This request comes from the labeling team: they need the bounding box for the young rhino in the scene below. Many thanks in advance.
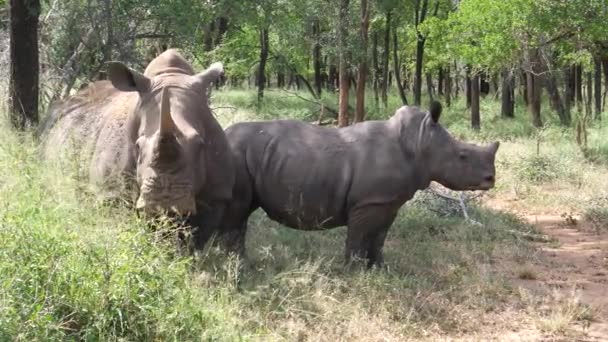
[220,102,499,267]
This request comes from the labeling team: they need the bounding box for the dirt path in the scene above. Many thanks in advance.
[511,214,608,341]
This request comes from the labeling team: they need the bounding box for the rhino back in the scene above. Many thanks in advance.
[227,120,407,229]
[41,82,137,196]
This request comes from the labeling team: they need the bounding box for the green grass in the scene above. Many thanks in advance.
[4,88,608,339]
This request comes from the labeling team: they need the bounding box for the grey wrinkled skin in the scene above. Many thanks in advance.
[219,102,499,267]
[40,49,235,249]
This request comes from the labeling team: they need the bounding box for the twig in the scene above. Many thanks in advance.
[459,192,482,226]
[212,106,237,111]
[41,0,60,27]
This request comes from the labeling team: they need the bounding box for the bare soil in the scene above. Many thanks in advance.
[483,199,608,341]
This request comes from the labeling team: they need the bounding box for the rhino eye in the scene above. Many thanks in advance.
[459,152,467,160]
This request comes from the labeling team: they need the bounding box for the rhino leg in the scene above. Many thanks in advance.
[345,205,397,268]
[190,200,229,251]
[213,161,256,257]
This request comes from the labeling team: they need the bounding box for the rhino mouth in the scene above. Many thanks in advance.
[469,179,495,191]
[135,195,197,216]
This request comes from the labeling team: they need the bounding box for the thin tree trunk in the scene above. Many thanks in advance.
[465,66,472,109]
[594,56,602,119]
[372,31,380,108]
[471,73,480,130]
[575,64,583,112]
[454,61,459,98]
[527,49,543,127]
[414,38,425,106]
[354,0,370,123]
[257,28,269,102]
[338,0,351,127]
[413,0,430,106]
[602,57,608,112]
[9,0,40,129]
[521,70,529,107]
[545,70,569,125]
[393,30,408,105]
[438,68,444,95]
[101,0,113,69]
[381,11,391,108]
[479,71,490,96]
[328,63,337,92]
[277,70,285,88]
[586,72,592,117]
[313,20,322,97]
[564,66,574,114]
[500,69,514,118]
[444,67,451,107]
[426,72,434,102]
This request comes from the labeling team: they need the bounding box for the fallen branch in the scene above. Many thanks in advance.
[280,88,340,120]
[505,229,551,243]
[426,185,484,226]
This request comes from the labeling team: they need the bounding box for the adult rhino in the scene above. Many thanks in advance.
[219,102,499,267]
[40,49,234,249]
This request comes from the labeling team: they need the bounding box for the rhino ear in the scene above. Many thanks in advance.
[429,101,442,123]
[107,62,151,93]
[192,62,224,90]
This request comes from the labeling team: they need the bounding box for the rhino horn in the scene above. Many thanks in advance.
[159,87,176,136]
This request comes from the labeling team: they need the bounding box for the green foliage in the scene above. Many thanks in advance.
[515,155,560,183]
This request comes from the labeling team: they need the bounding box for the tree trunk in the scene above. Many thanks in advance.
[313,20,322,97]
[521,70,529,107]
[575,64,583,112]
[101,0,113,67]
[454,62,459,98]
[527,50,543,127]
[479,72,490,96]
[338,0,350,127]
[471,73,480,130]
[594,56,602,119]
[465,66,472,109]
[426,72,434,102]
[215,17,229,46]
[9,0,40,130]
[413,0,430,106]
[372,31,380,108]
[564,66,574,114]
[444,67,451,107]
[328,63,337,92]
[438,68,444,95]
[392,30,408,105]
[414,38,425,106]
[354,0,369,123]
[381,11,391,108]
[257,28,269,102]
[586,72,592,117]
[500,69,514,118]
[602,57,608,112]
[277,70,285,88]
[545,70,569,125]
